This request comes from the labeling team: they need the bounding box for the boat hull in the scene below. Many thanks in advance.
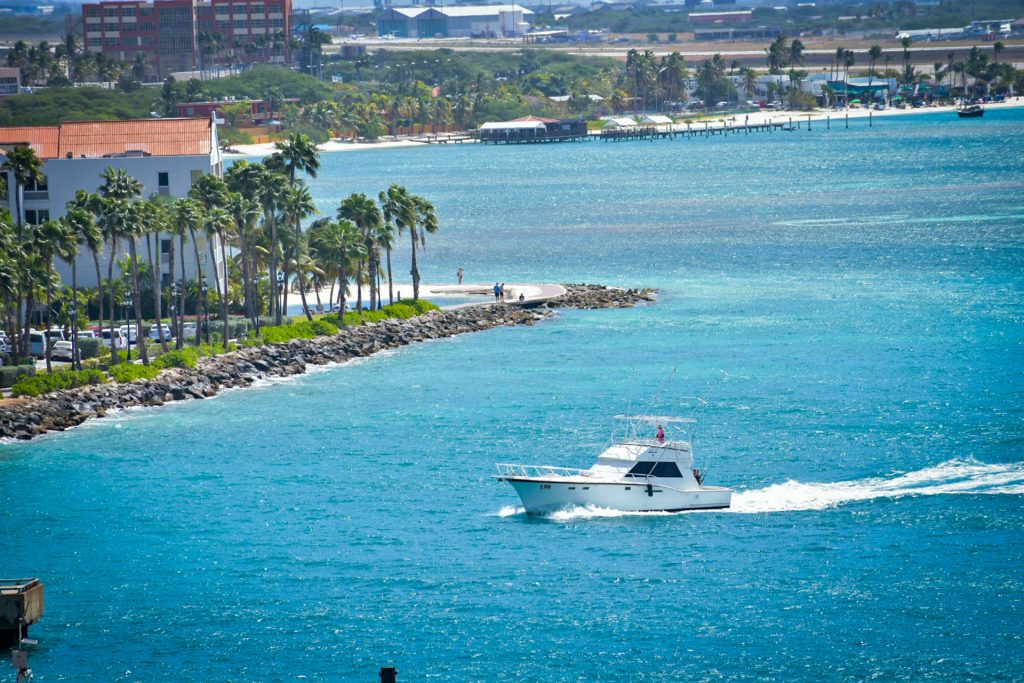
[504,478,732,514]
[957,107,984,118]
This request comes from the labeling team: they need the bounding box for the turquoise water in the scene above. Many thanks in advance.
[3,109,1024,681]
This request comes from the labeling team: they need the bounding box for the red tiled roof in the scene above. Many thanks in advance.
[0,118,212,160]
[0,126,60,159]
[57,118,213,159]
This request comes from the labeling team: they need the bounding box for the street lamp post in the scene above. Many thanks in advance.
[170,282,181,349]
[68,303,78,370]
[200,275,210,345]
[252,276,261,334]
[276,270,285,324]
[123,293,133,360]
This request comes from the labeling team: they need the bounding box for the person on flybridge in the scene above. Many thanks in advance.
[656,424,665,443]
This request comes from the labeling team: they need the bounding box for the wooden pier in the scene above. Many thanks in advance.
[599,128,676,142]
[0,579,44,647]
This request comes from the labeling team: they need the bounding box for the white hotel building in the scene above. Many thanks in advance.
[0,117,225,288]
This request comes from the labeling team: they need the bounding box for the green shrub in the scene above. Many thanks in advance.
[109,363,161,383]
[152,348,199,370]
[260,319,339,344]
[11,369,107,397]
[397,299,440,314]
[0,364,36,389]
[78,337,101,360]
[380,303,418,320]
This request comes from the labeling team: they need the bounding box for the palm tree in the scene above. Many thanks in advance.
[0,145,44,236]
[308,218,364,323]
[99,167,146,362]
[868,45,883,102]
[378,184,413,305]
[37,219,70,373]
[278,182,317,320]
[204,207,233,348]
[338,193,383,312]
[66,190,104,357]
[226,192,260,332]
[123,201,149,364]
[843,49,856,105]
[900,36,913,84]
[170,199,201,347]
[408,194,438,302]
[61,204,98,369]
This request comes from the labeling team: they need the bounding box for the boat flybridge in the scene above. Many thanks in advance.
[496,415,732,514]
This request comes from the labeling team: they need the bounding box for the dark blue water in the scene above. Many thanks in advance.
[3,109,1023,681]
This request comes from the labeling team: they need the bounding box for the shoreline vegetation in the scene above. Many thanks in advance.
[0,285,655,441]
[224,99,1024,158]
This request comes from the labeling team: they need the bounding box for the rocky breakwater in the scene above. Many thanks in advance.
[0,284,655,440]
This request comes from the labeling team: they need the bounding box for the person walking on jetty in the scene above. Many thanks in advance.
[458,267,464,285]
[494,282,500,302]
[499,282,506,301]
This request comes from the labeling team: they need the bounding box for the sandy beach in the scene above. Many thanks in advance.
[224,98,1024,159]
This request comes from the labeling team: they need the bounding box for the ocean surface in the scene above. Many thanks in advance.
[3,109,1023,682]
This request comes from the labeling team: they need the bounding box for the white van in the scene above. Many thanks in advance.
[28,330,48,358]
[100,328,127,349]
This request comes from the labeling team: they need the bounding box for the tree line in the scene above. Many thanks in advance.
[0,133,439,373]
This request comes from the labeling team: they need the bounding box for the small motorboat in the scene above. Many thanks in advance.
[956,104,985,118]
[496,415,732,514]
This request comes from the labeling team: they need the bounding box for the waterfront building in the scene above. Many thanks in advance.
[0,117,224,288]
[376,4,534,38]
[0,67,22,98]
[81,0,292,78]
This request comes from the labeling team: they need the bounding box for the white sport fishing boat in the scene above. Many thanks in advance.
[496,415,732,514]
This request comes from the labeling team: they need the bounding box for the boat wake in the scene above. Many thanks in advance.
[729,458,1024,513]
[493,459,1024,519]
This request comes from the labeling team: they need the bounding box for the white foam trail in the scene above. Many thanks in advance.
[729,458,1024,513]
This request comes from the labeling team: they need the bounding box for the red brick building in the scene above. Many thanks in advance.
[82,0,292,78]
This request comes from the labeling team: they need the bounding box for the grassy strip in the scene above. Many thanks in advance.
[12,369,108,398]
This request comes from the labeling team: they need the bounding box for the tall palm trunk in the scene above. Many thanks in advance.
[269,212,281,326]
[356,259,364,312]
[44,257,53,374]
[147,233,168,354]
[337,262,348,326]
[128,236,148,364]
[92,249,104,358]
[298,273,313,321]
[386,248,394,305]
[189,227,203,348]
[219,229,230,350]
[168,236,178,350]
[410,228,421,301]
[107,237,119,364]
[178,234,187,349]
[207,235,223,346]
[368,249,378,311]
[71,258,80,371]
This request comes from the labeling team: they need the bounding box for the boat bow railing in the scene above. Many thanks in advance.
[496,463,589,479]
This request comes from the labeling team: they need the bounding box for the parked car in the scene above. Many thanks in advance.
[77,330,97,340]
[44,328,66,343]
[148,324,173,341]
[119,325,140,344]
[181,322,198,339]
[100,328,127,349]
[50,340,79,362]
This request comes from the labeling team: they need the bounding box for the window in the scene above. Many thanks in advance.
[86,8,99,17]
[252,18,264,27]
[105,7,118,16]
[233,18,247,28]
[24,176,48,201]
[626,461,683,478]
[88,37,102,47]
[191,170,204,184]
[157,171,170,196]
[161,238,171,254]
[105,37,118,46]
[269,18,282,27]
[24,209,50,224]
[122,7,136,17]
[251,3,264,12]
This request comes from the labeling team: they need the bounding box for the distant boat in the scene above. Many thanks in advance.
[496,415,732,514]
[957,104,985,118]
